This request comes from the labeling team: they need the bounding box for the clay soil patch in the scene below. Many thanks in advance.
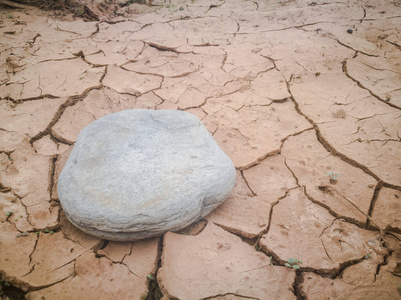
[1,0,401,299]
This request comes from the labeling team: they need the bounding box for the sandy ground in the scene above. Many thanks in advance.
[1,0,401,299]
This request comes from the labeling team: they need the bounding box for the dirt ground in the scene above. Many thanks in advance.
[1,0,401,299]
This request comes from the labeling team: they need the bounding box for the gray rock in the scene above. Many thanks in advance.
[58,109,236,241]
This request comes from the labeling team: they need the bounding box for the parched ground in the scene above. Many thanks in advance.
[1,0,401,299]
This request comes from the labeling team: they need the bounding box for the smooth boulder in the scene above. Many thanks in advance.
[58,109,236,241]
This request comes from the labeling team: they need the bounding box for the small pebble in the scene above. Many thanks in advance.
[347,29,353,34]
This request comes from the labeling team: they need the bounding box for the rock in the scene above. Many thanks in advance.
[58,109,236,241]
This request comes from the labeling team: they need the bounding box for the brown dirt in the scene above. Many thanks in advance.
[1,0,401,299]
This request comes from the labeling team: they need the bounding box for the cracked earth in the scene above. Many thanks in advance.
[1,0,401,299]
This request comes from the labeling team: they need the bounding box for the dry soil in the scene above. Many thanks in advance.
[0,0,401,299]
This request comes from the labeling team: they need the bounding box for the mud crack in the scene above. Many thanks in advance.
[342,59,401,110]
[202,293,259,300]
[292,270,306,300]
[30,84,103,145]
[255,188,298,248]
[286,75,401,190]
[259,244,369,279]
[146,236,163,300]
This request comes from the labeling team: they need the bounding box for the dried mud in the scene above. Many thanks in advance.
[1,0,401,299]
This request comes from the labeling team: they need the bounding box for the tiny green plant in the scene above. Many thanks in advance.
[5,211,13,216]
[0,279,10,296]
[327,171,340,184]
[16,232,29,237]
[76,6,84,16]
[14,215,23,221]
[269,256,274,266]
[0,280,10,287]
[364,253,372,260]
[35,229,54,234]
[285,258,302,269]
[147,274,154,280]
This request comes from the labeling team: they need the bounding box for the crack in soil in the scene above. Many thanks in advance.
[49,130,74,146]
[59,221,104,253]
[214,222,259,244]
[238,127,314,171]
[47,155,57,200]
[119,64,164,81]
[96,251,140,277]
[365,182,384,230]
[22,234,39,278]
[292,269,306,300]
[336,39,379,57]
[386,40,401,51]
[259,244,370,279]
[254,158,391,286]
[13,192,35,230]
[1,93,60,103]
[74,50,109,68]
[320,239,334,263]
[147,42,181,54]
[30,84,103,145]
[254,188,297,248]
[286,75,401,191]
[342,59,401,110]
[36,56,81,64]
[2,2,401,298]
[374,249,391,282]
[26,262,76,292]
[285,156,373,229]
[240,170,257,196]
[303,186,367,229]
[202,292,260,300]
[205,1,226,14]
[147,236,164,300]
